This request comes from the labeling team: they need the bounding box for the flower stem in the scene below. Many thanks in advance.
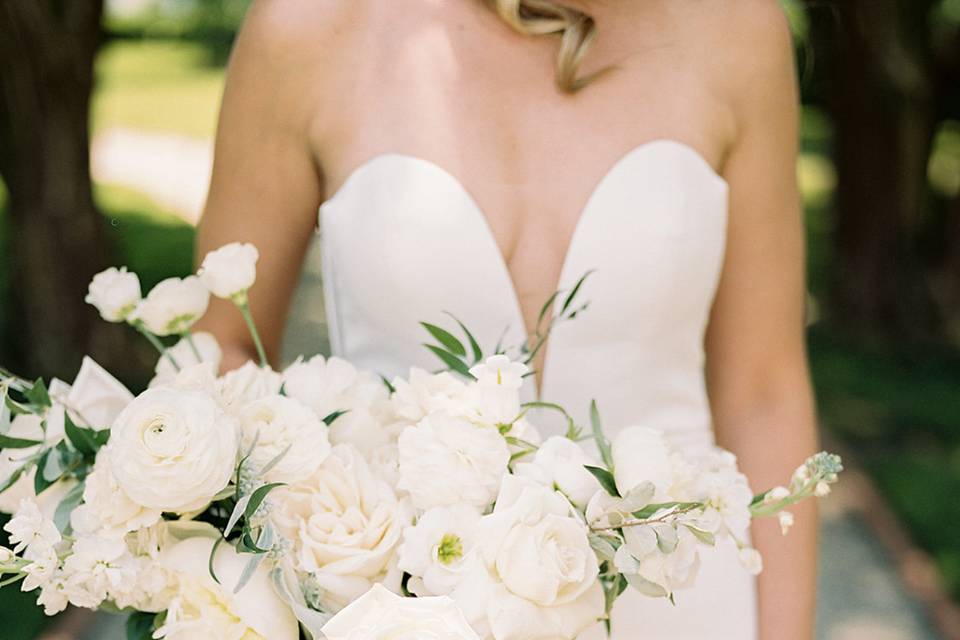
[184,331,203,362]
[134,322,180,372]
[238,302,268,367]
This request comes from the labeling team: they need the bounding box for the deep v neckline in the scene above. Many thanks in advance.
[320,139,728,397]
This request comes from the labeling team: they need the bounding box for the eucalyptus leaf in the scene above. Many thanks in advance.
[421,322,466,357]
[225,495,251,537]
[42,449,65,482]
[589,400,613,470]
[53,482,84,533]
[589,534,618,563]
[233,550,267,594]
[618,482,655,513]
[245,482,285,521]
[270,566,332,639]
[653,523,679,554]
[584,465,620,498]
[624,573,669,599]
[0,464,27,495]
[258,444,292,478]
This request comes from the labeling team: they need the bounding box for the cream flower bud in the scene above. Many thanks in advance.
[814,481,831,497]
[0,546,12,563]
[765,486,791,503]
[85,267,141,322]
[738,547,763,575]
[778,511,795,536]
[130,276,209,336]
[198,242,259,300]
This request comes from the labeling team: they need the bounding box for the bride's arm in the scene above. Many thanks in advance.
[194,0,333,370]
[704,5,818,640]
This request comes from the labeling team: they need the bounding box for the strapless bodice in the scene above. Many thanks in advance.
[318,139,728,450]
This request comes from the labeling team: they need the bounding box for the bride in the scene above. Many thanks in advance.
[195,0,818,638]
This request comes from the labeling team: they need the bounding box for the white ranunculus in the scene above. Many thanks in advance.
[217,361,283,413]
[197,242,259,299]
[478,475,604,640]
[238,394,331,484]
[130,276,210,336]
[390,368,470,423]
[322,583,480,640]
[514,436,599,508]
[157,536,298,640]
[282,355,393,456]
[269,444,410,612]
[151,332,223,387]
[611,426,676,500]
[85,267,141,322]
[397,413,509,511]
[70,452,161,538]
[66,356,134,430]
[107,387,238,513]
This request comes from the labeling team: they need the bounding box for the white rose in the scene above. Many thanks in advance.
[478,475,604,640]
[157,536,298,639]
[197,242,259,299]
[85,267,141,322]
[130,276,210,336]
[397,413,509,511]
[322,583,480,640]
[269,444,410,612]
[282,355,392,455]
[70,452,161,538]
[107,387,238,513]
[514,436,599,507]
[66,356,134,429]
[151,332,223,387]
[390,368,469,423]
[238,394,331,484]
[611,426,676,499]
[217,361,283,412]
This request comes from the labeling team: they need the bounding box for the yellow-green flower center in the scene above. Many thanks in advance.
[437,533,464,565]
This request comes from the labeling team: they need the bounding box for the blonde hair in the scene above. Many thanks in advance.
[488,0,604,93]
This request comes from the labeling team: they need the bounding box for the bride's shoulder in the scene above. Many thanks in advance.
[692,0,795,73]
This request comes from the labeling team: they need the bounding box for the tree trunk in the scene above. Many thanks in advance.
[0,0,127,379]
[812,0,942,338]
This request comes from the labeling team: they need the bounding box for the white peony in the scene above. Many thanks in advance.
[397,412,509,511]
[156,535,298,639]
[151,332,223,387]
[130,276,209,336]
[514,436,599,508]
[85,267,141,322]
[282,355,392,456]
[478,475,604,640]
[237,394,331,484]
[65,356,134,430]
[70,452,161,538]
[390,368,469,423]
[197,242,259,300]
[217,361,283,412]
[269,444,410,612]
[322,583,480,640]
[611,426,676,500]
[107,386,238,513]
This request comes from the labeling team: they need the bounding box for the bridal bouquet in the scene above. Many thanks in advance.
[0,243,841,639]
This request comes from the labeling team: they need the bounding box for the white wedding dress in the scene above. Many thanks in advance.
[318,139,758,639]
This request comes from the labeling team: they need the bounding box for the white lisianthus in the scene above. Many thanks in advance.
[151,332,223,387]
[322,583,480,640]
[467,355,529,426]
[217,361,283,412]
[107,387,238,513]
[468,355,528,389]
[238,395,331,484]
[3,498,61,556]
[478,475,604,640]
[197,242,259,300]
[85,267,141,322]
[66,356,134,430]
[390,368,469,423]
[130,276,210,336]
[514,436,599,507]
[156,535,298,640]
[611,426,676,500]
[70,452,161,538]
[269,444,411,612]
[397,412,509,511]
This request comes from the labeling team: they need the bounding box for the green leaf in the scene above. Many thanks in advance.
[0,433,43,449]
[64,414,108,456]
[560,270,594,316]
[41,448,65,483]
[0,387,10,435]
[34,451,54,495]
[379,374,397,394]
[424,345,475,380]
[0,464,28,494]
[624,573,669,598]
[126,611,156,640]
[53,482,84,533]
[25,379,51,409]
[590,400,613,469]
[685,525,716,546]
[233,549,267,594]
[245,482,285,521]
[521,401,580,440]
[536,290,562,330]
[584,465,621,498]
[444,312,484,363]
[632,501,702,520]
[421,322,466,357]
[322,410,348,426]
[208,535,226,585]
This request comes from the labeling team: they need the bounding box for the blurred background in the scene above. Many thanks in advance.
[0,0,959,638]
